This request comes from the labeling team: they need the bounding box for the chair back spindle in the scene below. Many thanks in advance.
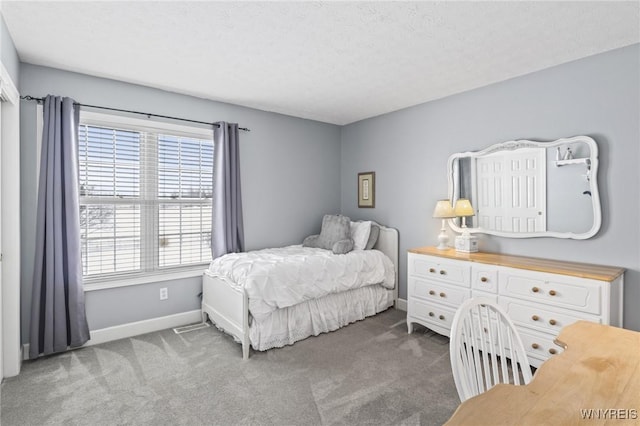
[450,298,533,402]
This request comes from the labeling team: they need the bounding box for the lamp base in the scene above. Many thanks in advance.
[436,228,449,250]
[455,234,479,253]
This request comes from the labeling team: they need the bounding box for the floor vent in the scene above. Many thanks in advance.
[173,322,210,334]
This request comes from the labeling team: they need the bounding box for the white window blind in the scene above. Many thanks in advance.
[78,114,213,280]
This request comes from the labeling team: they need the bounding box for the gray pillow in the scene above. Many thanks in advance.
[302,235,320,248]
[331,238,354,255]
[365,223,380,250]
[302,214,354,254]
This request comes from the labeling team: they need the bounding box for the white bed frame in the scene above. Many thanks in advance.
[201,226,399,359]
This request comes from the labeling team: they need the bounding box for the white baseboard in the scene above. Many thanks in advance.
[396,298,407,312]
[23,310,202,360]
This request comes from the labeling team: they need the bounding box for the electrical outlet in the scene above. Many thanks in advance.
[160,287,168,300]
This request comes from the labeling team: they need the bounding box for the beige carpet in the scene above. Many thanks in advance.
[1,309,459,425]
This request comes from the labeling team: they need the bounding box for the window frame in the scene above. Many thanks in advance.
[76,110,215,290]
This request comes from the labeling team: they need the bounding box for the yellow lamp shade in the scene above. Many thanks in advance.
[454,199,475,217]
[433,199,455,218]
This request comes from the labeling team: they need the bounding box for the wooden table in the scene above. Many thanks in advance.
[445,321,640,425]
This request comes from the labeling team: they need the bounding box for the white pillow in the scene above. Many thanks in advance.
[350,221,372,250]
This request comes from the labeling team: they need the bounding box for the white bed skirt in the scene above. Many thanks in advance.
[249,285,394,351]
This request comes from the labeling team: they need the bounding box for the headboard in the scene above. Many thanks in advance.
[373,225,399,305]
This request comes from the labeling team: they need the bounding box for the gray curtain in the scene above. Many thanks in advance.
[211,122,245,258]
[29,95,90,359]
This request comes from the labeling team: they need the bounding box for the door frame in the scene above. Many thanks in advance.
[1,61,21,378]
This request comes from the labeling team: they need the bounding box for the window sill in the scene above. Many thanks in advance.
[83,266,207,292]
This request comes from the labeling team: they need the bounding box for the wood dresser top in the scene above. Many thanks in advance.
[408,246,625,282]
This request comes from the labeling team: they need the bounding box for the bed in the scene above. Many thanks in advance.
[201,220,398,359]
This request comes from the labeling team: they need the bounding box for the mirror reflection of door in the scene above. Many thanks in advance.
[475,148,546,233]
[448,136,600,239]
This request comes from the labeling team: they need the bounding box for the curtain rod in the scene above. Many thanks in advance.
[20,95,250,132]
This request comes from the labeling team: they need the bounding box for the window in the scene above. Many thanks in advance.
[77,112,214,281]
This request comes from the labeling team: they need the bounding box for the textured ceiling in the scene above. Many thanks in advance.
[2,1,639,125]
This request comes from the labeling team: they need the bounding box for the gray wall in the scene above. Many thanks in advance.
[341,44,640,331]
[19,64,341,340]
[0,14,19,85]
[15,43,640,343]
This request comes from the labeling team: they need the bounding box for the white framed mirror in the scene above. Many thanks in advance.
[447,136,601,239]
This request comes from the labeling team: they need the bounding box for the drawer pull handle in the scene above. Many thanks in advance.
[549,319,557,326]
[439,315,445,320]
[440,270,447,275]
[428,312,434,317]
[480,277,488,283]
[532,287,540,293]
[429,268,436,273]
[439,292,446,298]
[429,290,436,296]
[549,348,557,355]
[549,290,557,296]
[531,343,539,349]
[531,315,539,321]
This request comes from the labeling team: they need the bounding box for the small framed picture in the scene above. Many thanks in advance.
[358,172,375,208]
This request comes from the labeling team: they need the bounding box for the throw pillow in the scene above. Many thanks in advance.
[350,221,372,250]
[365,223,380,250]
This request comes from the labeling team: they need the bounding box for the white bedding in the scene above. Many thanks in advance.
[207,245,395,321]
[249,285,394,351]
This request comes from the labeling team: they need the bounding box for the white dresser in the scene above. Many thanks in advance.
[406,247,624,367]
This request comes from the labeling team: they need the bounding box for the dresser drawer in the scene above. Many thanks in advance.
[472,265,499,293]
[408,299,456,331]
[408,254,470,288]
[409,278,470,307]
[470,291,498,303]
[499,268,602,315]
[500,296,602,335]
[517,327,564,366]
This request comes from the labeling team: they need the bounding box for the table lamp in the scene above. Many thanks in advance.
[433,199,455,249]
[454,198,478,252]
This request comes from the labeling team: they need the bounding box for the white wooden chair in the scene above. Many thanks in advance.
[449,297,533,402]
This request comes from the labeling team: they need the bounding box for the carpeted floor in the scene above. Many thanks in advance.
[1,309,460,425]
